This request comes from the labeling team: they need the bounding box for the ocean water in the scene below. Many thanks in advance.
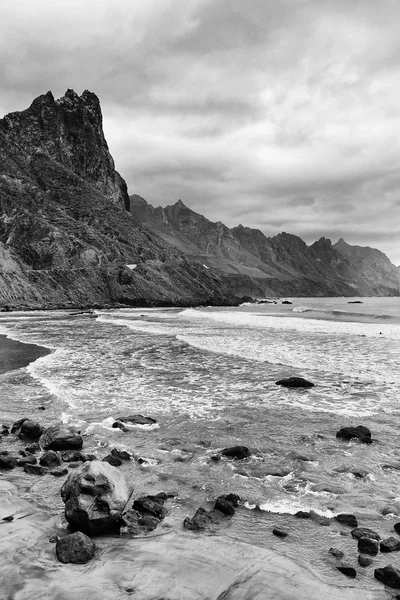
[0,297,400,598]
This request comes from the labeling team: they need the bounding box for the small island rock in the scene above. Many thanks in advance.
[56,531,95,564]
[275,377,314,388]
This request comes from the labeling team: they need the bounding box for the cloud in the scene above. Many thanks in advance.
[1,0,400,263]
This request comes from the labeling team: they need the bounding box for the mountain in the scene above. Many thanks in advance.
[129,196,400,297]
[0,90,237,309]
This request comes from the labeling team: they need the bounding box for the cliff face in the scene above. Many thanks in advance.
[130,196,400,297]
[0,91,237,308]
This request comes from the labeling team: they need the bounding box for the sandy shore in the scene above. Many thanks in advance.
[0,333,51,375]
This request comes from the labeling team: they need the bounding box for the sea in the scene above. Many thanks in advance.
[0,297,400,599]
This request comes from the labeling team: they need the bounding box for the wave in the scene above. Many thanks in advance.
[292,306,396,321]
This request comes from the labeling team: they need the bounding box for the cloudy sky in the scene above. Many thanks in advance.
[1,0,400,263]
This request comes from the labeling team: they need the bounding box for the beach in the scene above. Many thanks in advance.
[0,300,399,598]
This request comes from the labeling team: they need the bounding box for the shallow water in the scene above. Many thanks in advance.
[0,298,399,598]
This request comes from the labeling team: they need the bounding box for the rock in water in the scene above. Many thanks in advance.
[56,532,95,564]
[380,537,400,553]
[0,455,17,469]
[60,461,134,534]
[40,424,83,451]
[337,565,356,578]
[375,564,400,589]
[275,377,314,388]
[120,493,169,535]
[115,415,157,426]
[351,527,380,541]
[335,513,358,528]
[358,537,379,556]
[336,426,372,444]
[358,554,373,567]
[40,450,61,468]
[220,446,250,460]
[214,494,240,516]
[11,418,44,440]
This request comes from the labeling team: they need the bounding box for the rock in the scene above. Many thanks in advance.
[25,443,40,453]
[24,463,48,475]
[40,450,61,468]
[112,421,128,431]
[0,455,17,469]
[17,455,37,466]
[380,537,400,553]
[374,564,400,589]
[381,506,398,516]
[335,514,358,528]
[49,534,59,543]
[61,461,134,534]
[102,454,122,467]
[294,511,311,519]
[329,547,344,559]
[183,507,223,531]
[273,528,288,538]
[394,522,400,535]
[40,424,83,451]
[358,554,373,567]
[111,448,131,461]
[336,426,372,444]
[56,531,95,564]
[282,300,292,304]
[351,527,380,541]
[68,461,83,469]
[337,565,356,578]
[1,425,9,436]
[11,418,44,440]
[357,537,379,556]
[210,455,221,462]
[310,512,330,526]
[116,415,157,426]
[214,494,240,516]
[50,467,69,477]
[220,446,250,460]
[61,450,85,463]
[37,406,46,410]
[275,377,314,388]
[120,493,168,535]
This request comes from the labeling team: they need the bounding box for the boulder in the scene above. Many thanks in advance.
[275,377,314,388]
[358,554,373,567]
[214,494,240,516]
[60,461,133,534]
[116,415,157,426]
[40,450,61,468]
[294,511,311,519]
[335,514,358,528]
[273,528,288,538]
[24,463,48,475]
[329,548,344,559]
[102,454,122,467]
[337,565,356,578]
[357,537,379,556]
[11,418,44,440]
[221,446,250,460]
[351,527,380,541]
[0,455,17,469]
[40,424,83,451]
[25,443,40,454]
[183,507,223,531]
[380,537,400,553]
[56,531,95,564]
[111,448,131,461]
[61,450,85,463]
[336,426,372,444]
[375,564,400,589]
[17,455,37,466]
[120,493,169,535]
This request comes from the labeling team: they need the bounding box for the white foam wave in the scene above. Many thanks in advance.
[244,498,336,518]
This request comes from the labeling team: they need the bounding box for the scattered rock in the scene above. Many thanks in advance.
[351,527,380,541]
[336,426,372,444]
[374,564,400,589]
[121,493,169,535]
[358,554,373,567]
[61,460,134,535]
[40,450,61,468]
[337,565,356,578]
[210,455,221,462]
[273,528,288,538]
[111,448,131,461]
[17,455,37,466]
[116,415,157,426]
[394,522,400,535]
[275,377,314,388]
[37,406,46,411]
[281,300,292,305]
[25,444,40,454]
[49,534,59,543]
[0,455,17,469]
[24,463,48,475]
[102,454,122,467]
[357,536,379,556]
[380,537,400,553]
[310,512,330,526]
[61,450,85,463]
[56,532,95,564]
[183,507,223,531]
[1,425,9,436]
[112,421,128,431]
[50,467,69,477]
[294,511,311,519]
[214,494,240,516]
[12,418,44,440]
[220,446,250,460]
[329,547,344,559]
[68,462,83,469]
[40,424,83,451]
[335,514,358,528]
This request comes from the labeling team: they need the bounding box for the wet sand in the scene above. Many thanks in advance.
[0,333,51,375]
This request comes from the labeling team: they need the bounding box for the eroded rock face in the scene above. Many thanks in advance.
[56,531,95,564]
[61,461,134,534]
[40,424,83,451]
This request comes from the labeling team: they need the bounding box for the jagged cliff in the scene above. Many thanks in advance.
[129,195,400,297]
[0,91,237,308]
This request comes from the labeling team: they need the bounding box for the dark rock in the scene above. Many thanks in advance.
[336,426,372,444]
[111,448,131,461]
[358,537,379,556]
[120,493,168,535]
[37,406,46,410]
[275,377,314,388]
[351,527,380,541]
[17,455,37,466]
[40,450,61,468]
[337,565,356,578]
[273,528,288,538]
[24,463,48,475]
[49,534,59,543]
[183,507,223,531]
[50,467,69,477]
[394,522,400,535]
[310,512,330,526]
[12,418,44,440]
[2,515,13,522]
[116,415,157,426]
[1,425,9,436]
[61,450,85,462]
[374,564,400,589]
[0,455,17,469]
[358,554,373,567]
[294,511,311,519]
[335,514,358,528]
[25,444,40,454]
[68,461,83,469]
[214,494,240,516]
[61,461,133,535]
[210,455,221,462]
[221,446,250,460]
[329,547,344,559]
[102,454,122,467]
[380,537,400,553]
[133,496,167,520]
[40,424,83,451]
[112,421,128,431]
[56,531,95,564]
[281,300,292,304]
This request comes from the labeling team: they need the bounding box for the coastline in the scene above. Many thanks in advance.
[0,333,52,375]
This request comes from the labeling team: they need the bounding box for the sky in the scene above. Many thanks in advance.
[1,0,400,264]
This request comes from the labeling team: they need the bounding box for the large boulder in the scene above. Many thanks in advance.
[56,532,95,564]
[358,537,379,556]
[336,426,372,444]
[61,461,134,534]
[380,537,400,553]
[375,564,400,589]
[40,424,83,451]
[335,514,358,528]
[11,418,44,440]
[351,527,380,541]
[275,377,314,388]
